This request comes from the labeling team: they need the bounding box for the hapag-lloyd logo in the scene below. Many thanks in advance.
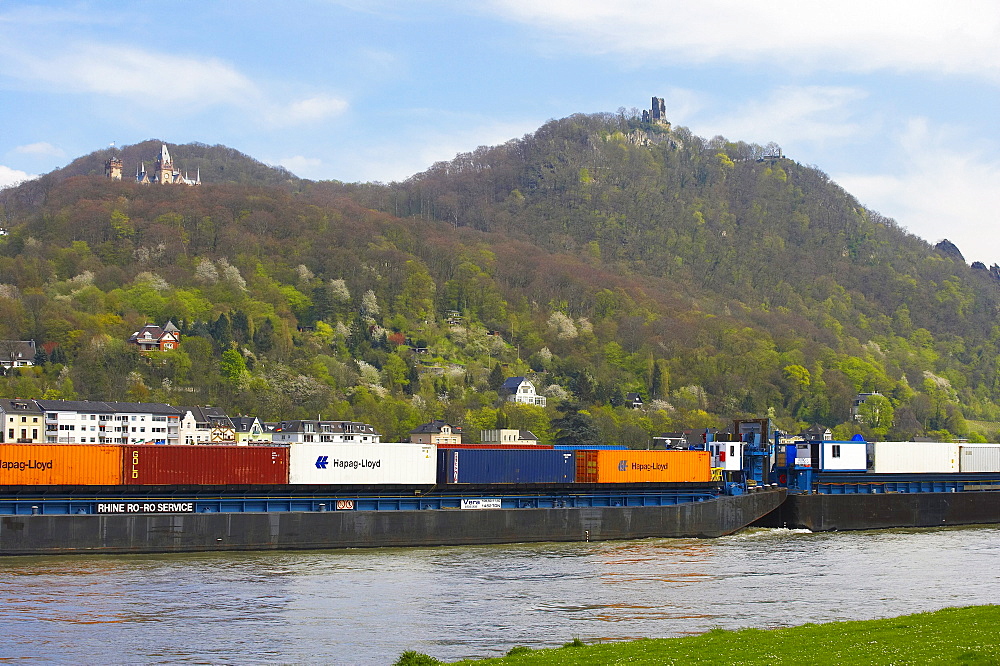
[618,459,669,473]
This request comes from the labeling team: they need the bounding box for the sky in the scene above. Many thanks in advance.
[2,1,1000,264]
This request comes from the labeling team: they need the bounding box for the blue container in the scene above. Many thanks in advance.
[437,449,577,484]
[553,445,628,451]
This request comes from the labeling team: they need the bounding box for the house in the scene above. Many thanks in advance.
[230,416,270,444]
[500,377,547,407]
[480,429,539,446]
[799,424,833,441]
[179,406,235,444]
[851,392,881,421]
[271,420,381,444]
[128,321,180,352]
[0,398,44,443]
[624,392,644,409]
[0,340,37,369]
[409,420,462,445]
[35,399,183,445]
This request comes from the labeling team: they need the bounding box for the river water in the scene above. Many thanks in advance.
[1,526,998,664]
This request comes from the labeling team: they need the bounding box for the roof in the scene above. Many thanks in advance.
[34,399,183,415]
[0,340,36,361]
[180,406,234,427]
[625,392,643,401]
[501,377,529,391]
[273,420,380,436]
[230,416,262,432]
[409,419,460,435]
[0,398,43,414]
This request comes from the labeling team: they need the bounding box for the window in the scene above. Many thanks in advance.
[729,445,736,457]
[832,444,841,458]
[31,429,36,439]
[6,429,11,439]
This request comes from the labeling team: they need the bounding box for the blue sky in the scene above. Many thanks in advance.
[2,1,1000,264]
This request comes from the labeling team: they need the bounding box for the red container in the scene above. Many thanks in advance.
[123,445,289,485]
[441,444,554,450]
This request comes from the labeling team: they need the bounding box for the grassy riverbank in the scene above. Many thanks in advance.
[400,605,1000,665]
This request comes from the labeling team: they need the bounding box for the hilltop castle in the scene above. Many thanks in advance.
[642,97,669,126]
[105,144,200,186]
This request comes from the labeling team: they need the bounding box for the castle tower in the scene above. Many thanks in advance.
[650,96,667,124]
[105,156,123,181]
[154,144,173,185]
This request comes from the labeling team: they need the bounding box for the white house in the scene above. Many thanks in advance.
[271,420,381,444]
[500,377,547,407]
[35,399,183,445]
[480,429,539,446]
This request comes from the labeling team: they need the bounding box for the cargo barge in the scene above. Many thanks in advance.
[756,437,1000,531]
[0,441,785,554]
[0,487,785,555]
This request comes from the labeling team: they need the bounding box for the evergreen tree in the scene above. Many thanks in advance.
[488,362,505,391]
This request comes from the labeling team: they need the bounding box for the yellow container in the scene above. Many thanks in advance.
[0,444,123,485]
[576,450,711,483]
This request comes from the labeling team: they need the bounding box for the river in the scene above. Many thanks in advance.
[1,525,997,664]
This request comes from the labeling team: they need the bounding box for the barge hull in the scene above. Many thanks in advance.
[0,489,783,555]
[755,491,1000,531]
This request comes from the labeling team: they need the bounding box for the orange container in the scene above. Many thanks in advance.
[0,444,124,485]
[575,450,711,483]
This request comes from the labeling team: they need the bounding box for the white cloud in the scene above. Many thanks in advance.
[485,0,1000,81]
[277,95,349,125]
[13,142,64,157]
[677,86,870,148]
[278,155,324,179]
[0,165,36,189]
[835,118,1000,265]
[1,42,257,107]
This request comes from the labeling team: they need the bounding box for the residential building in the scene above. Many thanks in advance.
[409,420,462,445]
[799,424,833,441]
[851,392,881,421]
[36,399,183,445]
[128,321,180,352]
[0,340,37,369]
[271,420,381,444]
[624,392,644,409]
[231,416,270,444]
[480,429,539,446]
[0,398,44,443]
[500,377,547,407]
[179,406,235,444]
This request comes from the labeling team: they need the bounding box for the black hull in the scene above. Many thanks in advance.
[755,491,1000,531]
[0,489,784,555]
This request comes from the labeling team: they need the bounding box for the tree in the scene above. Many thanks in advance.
[553,409,600,447]
[488,362,504,391]
[857,393,893,437]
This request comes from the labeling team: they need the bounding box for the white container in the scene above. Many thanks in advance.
[820,441,867,471]
[959,445,1000,473]
[289,442,436,485]
[872,441,959,473]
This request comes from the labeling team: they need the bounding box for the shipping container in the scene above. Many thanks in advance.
[959,444,1000,473]
[437,449,576,484]
[123,445,289,485]
[553,444,628,450]
[289,443,436,485]
[0,444,123,485]
[872,441,959,473]
[441,443,554,450]
[575,450,711,483]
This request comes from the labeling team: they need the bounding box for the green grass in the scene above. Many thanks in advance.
[415,605,1000,665]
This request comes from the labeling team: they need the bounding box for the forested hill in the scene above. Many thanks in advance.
[0,140,301,214]
[0,111,998,445]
